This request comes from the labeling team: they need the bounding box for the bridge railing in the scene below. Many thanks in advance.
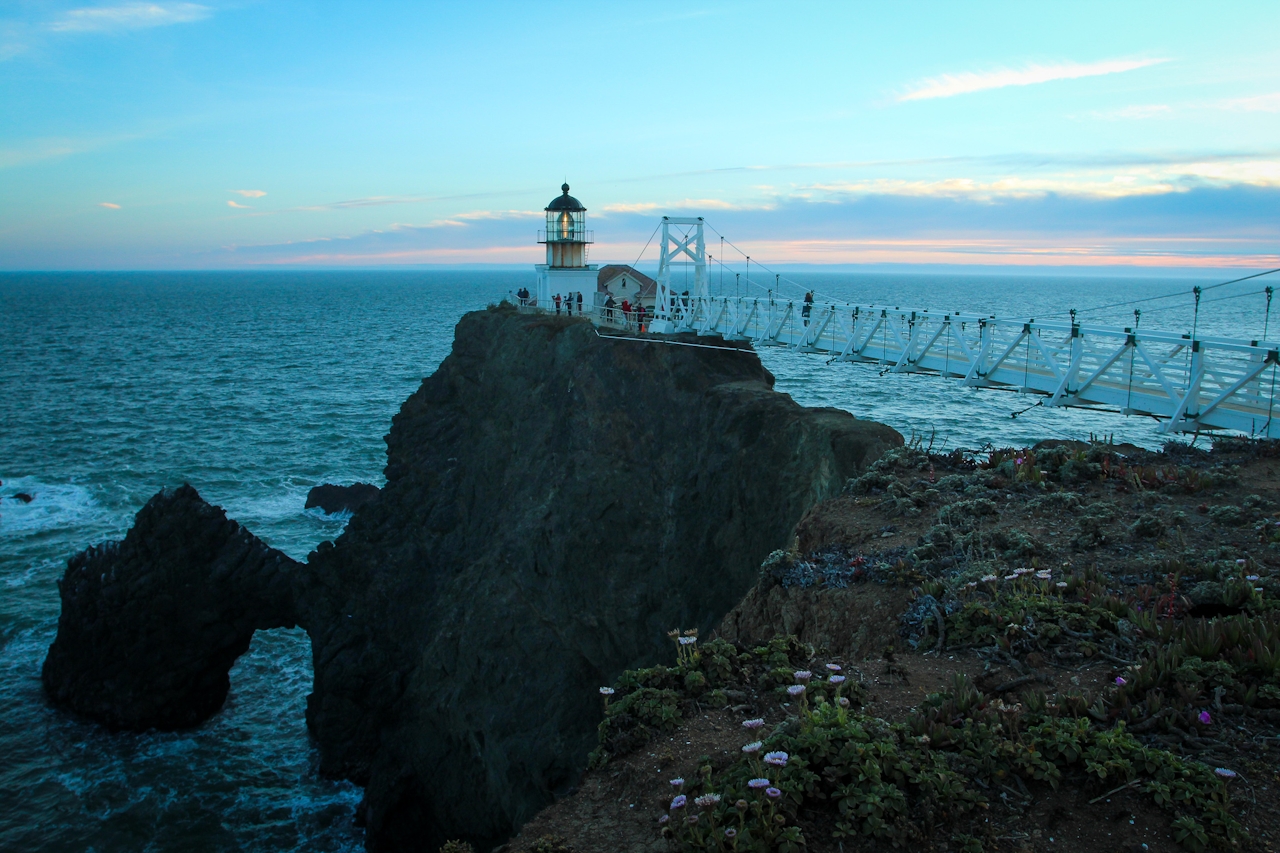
[656,295,1280,438]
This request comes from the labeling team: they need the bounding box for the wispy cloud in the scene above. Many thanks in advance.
[232,189,266,198]
[801,156,1280,202]
[50,3,210,33]
[1220,92,1280,113]
[227,199,250,209]
[898,57,1168,102]
[98,202,121,209]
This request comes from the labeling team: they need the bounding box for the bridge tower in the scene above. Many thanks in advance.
[650,216,707,333]
[535,183,597,308]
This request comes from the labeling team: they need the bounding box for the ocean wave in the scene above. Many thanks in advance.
[0,477,107,537]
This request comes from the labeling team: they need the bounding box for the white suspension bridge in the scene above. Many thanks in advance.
[541,216,1280,440]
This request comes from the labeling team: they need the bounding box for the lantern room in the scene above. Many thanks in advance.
[539,183,593,268]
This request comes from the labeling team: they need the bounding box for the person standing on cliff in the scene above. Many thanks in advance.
[802,291,814,327]
[576,291,583,315]
[554,293,562,315]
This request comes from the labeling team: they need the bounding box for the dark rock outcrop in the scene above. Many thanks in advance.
[297,306,901,850]
[306,482,380,515]
[42,484,300,730]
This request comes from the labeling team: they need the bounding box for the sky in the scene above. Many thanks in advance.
[1,1,1278,271]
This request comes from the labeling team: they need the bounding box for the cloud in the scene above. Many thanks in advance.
[227,199,250,209]
[231,189,266,198]
[898,57,1168,102]
[797,156,1280,203]
[98,202,121,209]
[1220,92,1280,113]
[50,3,210,33]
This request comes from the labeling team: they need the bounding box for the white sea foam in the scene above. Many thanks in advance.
[0,477,104,537]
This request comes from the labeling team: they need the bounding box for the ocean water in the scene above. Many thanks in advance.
[0,269,1270,851]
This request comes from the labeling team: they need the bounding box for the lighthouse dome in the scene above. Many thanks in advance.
[545,183,586,212]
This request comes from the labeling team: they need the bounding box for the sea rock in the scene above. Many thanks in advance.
[298,305,902,849]
[13,492,33,503]
[306,482,380,515]
[42,484,301,730]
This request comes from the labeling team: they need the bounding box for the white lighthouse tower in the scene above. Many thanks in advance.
[534,183,597,310]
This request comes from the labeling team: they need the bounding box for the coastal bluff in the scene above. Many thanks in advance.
[43,304,901,851]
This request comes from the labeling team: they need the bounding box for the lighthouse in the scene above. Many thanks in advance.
[534,183,597,310]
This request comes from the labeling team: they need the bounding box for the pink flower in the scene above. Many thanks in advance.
[829,675,846,685]
[826,664,842,672]
[1198,710,1212,725]
[724,828,737,839]
[747,778,770,789]
[670,777,684,788]
[743,718,765,730]
[671,794,687,809]
[764,751,789,767]
[766,787,782,799]
[1215,768,1237,779]
[793,670,813,683]
[787,684,806,697]
[1115,677,1126,686]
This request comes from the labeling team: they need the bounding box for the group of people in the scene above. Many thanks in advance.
[552,291,585,316]
[601,294,648,331]
[516,287,535,307]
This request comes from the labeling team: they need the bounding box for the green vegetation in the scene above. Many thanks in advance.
[649,669,1244,852]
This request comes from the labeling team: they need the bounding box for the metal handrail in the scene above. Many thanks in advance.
[537,229,594,243]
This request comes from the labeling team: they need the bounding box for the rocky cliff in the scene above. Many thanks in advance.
[43,304,901,850]
[298,306,900,849]
[42,484,300,730]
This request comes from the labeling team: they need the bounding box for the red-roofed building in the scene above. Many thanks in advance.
[597,264,656,310]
